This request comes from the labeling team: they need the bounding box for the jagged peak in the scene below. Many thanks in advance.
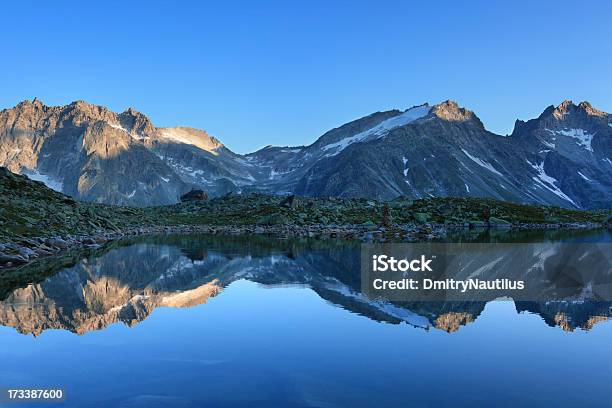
[432,100,482,125]
[578,101,607,117]
[122,106,145,117]
[117,106,155,134]
[542,99,608,120]
[15,97,46,110]
[69,99,98,109]
[552,99,574,119]
[63,100,119,122]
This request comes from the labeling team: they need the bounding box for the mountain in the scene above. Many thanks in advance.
[1,98,610,208]
[0,99,255,205]
[274,100,611,209]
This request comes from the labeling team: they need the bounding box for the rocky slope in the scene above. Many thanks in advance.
[1,166,606,242]
[276,100,611,209]
[2,167,608,271]
[0,99,255,205]
[1,99,610,208]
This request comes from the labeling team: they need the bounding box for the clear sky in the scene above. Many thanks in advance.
[2,0,611,153]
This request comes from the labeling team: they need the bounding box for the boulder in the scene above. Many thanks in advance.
[488,216,511,227]
[279,195,301,209]
[180,189,208,202]
[468,220,487,228]
[0,252,28,265]
[46,237,69,249]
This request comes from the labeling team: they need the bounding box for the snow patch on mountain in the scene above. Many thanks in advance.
[541,139,555,149]
[546,128,594,152]
[164,157,206,181]
[461,149,503,177]
[322,105,431,155]
[109,122,127,132]
[24,170,63,192]
[159,128,221,155]
[402,156,409,176]
[577,171,591,182]
[527,160,576,206]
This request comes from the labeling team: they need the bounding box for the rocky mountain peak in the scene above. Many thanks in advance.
[432,100,483,127]
[539,99,609,121]
[553,99,574,118]
[64,100,115,122]
[31,97,43,108]
[434,100,468,120]
[14,97,46,112]
[578,101,607,117]
[69,99,102,112]
[118,107,155,135]
[513,99,611,139]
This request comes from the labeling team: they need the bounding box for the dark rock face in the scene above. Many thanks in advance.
[180,189,208,202]
[279,194,301,209]
[1,99,610,209]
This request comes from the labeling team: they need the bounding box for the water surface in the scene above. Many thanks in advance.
[1,230,611,407]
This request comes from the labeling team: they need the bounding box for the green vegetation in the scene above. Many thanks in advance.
[0,168,609,244]
[156,194,609,228]
[0,168,153,241]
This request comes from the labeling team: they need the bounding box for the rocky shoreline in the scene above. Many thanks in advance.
[2,167,609,272]
[0,221,606,271]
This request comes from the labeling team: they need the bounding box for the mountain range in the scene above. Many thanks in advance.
[1,98,610,208]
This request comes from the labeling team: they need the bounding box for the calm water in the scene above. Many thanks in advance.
[1,230,611,407]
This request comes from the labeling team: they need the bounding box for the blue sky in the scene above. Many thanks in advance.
[2,0,611,153]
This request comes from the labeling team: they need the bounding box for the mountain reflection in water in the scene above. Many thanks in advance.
[1,230,611,336]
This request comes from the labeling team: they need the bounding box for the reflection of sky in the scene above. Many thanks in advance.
[1,280,611,407]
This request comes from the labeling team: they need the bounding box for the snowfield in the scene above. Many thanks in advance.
[24,170,64,193]
[322,105,431,155]
[461,148,504,177]
[526,160,577,206]
[546,128,594,152]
